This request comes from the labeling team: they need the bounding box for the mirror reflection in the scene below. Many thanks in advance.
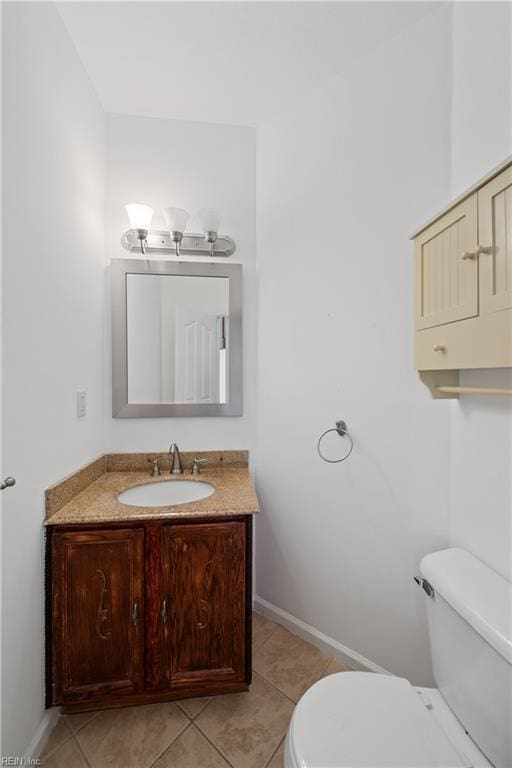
[127,274,229,404]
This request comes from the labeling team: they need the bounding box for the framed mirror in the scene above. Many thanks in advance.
[111,258,242,417]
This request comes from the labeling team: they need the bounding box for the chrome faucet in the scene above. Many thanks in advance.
[169,443,183,474]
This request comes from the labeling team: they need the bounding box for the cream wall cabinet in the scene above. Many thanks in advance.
[415,194,479,331]
[478,165,512,316]
[412,159,512,398]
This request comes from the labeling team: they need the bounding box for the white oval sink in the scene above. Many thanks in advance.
[117,480,215,507]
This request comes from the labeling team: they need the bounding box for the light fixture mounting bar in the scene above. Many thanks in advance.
[121,229,236,257]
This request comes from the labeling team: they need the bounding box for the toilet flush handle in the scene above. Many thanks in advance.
[413,576,435,599]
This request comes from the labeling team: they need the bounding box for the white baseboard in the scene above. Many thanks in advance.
[24,707,61,763]
[253,596,392,676]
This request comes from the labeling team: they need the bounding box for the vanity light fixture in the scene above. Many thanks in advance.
[121,204,235,257]
[124,203,154,255]
[198,208,221,257]
[163,207,190,257]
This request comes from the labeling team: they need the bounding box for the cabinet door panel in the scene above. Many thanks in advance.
[52,529,144,703]
[479,165,512,315]
[162,522,246,688]
[415,194,478,329]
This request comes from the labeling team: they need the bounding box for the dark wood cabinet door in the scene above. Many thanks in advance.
[51,528,144,704]
[161,521,246,688]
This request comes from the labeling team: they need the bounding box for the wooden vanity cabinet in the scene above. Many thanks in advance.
[48,516,252,711]
[50,529,145,704]
[161,522,246,689]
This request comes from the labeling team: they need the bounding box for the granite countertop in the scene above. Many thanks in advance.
[45,467,259,526]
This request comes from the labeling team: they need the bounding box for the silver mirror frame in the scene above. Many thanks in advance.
[111,258,242,417]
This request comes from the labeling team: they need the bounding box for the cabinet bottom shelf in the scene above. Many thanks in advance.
[61,679,251,714]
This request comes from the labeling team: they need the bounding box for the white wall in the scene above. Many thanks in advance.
[105,113,256,452]
[451,2,511,196]
[1,2,106,757]
[255,6,453,685]
[449,2,512,581]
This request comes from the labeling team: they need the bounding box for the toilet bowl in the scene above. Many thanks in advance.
[284,672,490,768]
[284,548,512,768]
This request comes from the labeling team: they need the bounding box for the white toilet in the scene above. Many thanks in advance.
[285,547,512,768]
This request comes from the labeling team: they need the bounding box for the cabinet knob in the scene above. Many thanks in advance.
[433,344,446,353]
[461,245,493,260]
[161,598,168,625]
[131,601,139,626]
[0,477,15,491]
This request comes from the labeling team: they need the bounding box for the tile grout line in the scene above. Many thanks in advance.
[72,733,93,768]
[191,699,213,721]
[65,711,100,736]
[175,701,196,720]
[251,669,300,707]
[319,656,334,677]
[251,655,348,707]
[146,720,193,768]
[40,719,73,761]
[253,617,340,702]
[264,735,285,768]
[73,707,191,768]
[194,689,289,768]
[176,698,212,721]
[189,722,236,768]
[252,615,279,652]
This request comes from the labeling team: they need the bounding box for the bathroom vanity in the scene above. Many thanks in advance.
[45,452,258,712]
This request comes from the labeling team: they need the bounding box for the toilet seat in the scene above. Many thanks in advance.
[286,672,466,768]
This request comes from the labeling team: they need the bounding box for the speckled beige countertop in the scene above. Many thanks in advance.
[45,453,259,526]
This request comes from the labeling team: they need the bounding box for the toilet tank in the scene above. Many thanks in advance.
[420,548,512,768]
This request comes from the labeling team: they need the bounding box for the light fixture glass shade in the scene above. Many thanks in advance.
[198,208,221,233]
[163,207,190,233]
[125,203,153,230]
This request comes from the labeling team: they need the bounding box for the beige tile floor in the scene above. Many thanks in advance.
[41,612,349,768]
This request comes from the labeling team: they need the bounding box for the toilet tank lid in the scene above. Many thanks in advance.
[420,548,512,664]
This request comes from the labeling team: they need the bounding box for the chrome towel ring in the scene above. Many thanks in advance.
[317,420,354,463]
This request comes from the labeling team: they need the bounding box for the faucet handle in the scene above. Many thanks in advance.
[191,458,208,475]
[148,458,161,477]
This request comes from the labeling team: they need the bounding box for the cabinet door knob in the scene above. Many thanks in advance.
[161,598,168,625]
[433,344,446,353]
[131,601,139,626]
[461,245,493,260]
[0,477,15,490]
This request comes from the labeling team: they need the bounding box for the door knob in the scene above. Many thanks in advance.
[0,477,16,490]
[433,345,446,353]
